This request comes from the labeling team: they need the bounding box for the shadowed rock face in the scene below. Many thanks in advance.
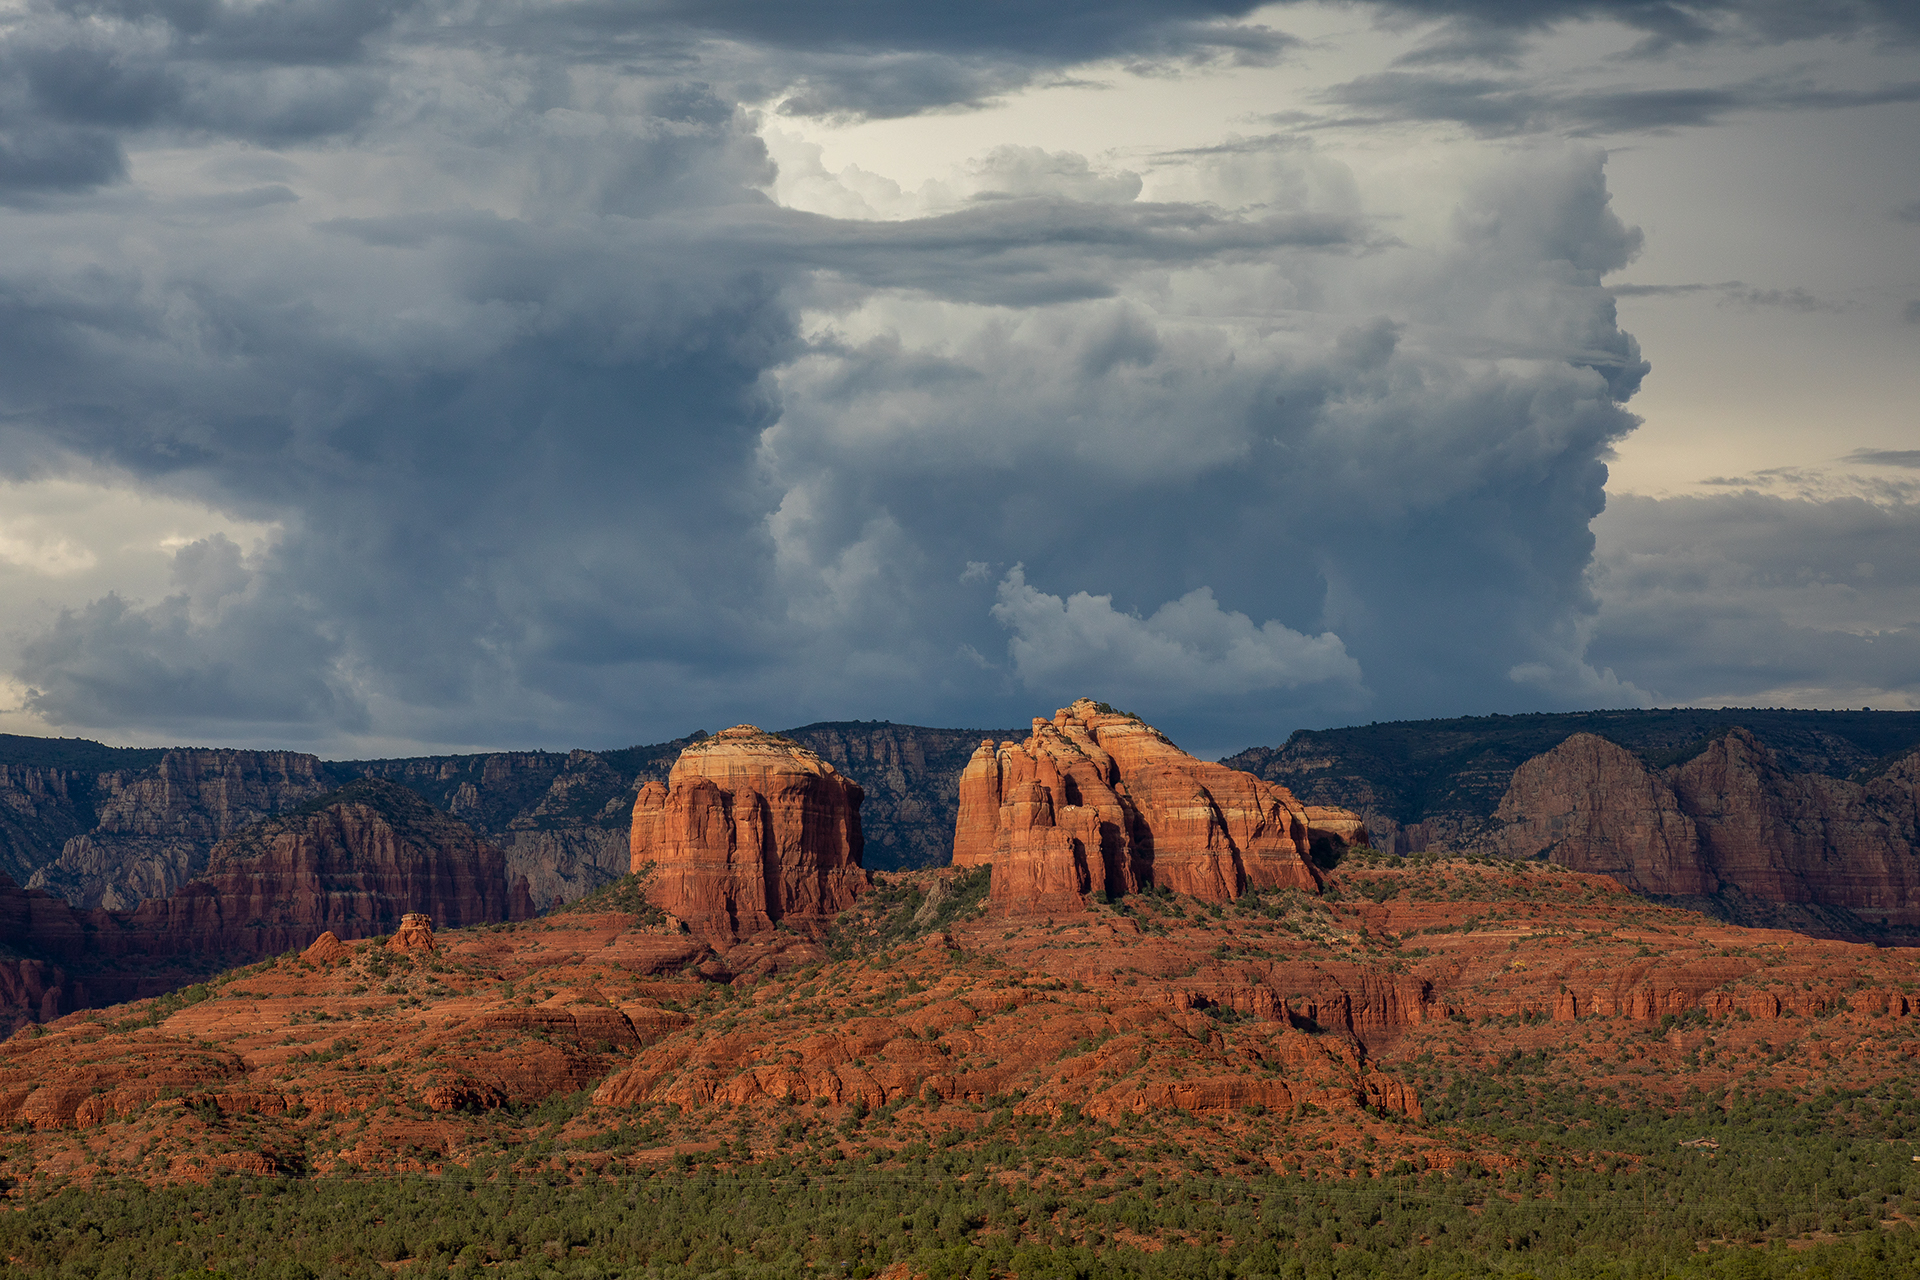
[954,701,1357,912]
[0,781,534,1032]
[26,749,333,910]
[1488,730,1920,928]
[1488,734,1711,895]
[110,780,535,964]
[630,727,866,945]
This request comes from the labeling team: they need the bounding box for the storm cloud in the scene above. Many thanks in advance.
[0,0,1908,756]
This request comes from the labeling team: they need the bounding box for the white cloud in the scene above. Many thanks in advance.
[990,566,1362,705]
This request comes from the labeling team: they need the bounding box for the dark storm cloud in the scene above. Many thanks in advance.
[1590,491,1920,707]
[16,537,368,738]
[1362,0,1919,50]
[1611,281,1843,312]
[0,0,1789,751]
[0,111,1656,751]
[1314,70,1920,136]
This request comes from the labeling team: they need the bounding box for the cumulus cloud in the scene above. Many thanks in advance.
[0,0,1835,755]
[991,565,1363,704]
[15,535,368,739]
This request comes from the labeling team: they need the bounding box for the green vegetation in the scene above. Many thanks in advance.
[8,1072,1920,1278]
[827,866,991,959]
[557,867,667,928]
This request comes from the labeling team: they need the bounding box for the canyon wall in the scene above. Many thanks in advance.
[1,725,994,916]
[0,780,533,1032]
[630,727,866,944]
[1486,730,1920,929]
[955,700,1354,912]
[28,749,332,910]
[1227,708,1920,858]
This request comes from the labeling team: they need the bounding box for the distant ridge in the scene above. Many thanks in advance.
[1224,708,1920,837]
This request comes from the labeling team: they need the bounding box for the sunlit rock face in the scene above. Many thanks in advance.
[1488,729,1920,927]
[954,699,1359,913]
[629,727,866,945]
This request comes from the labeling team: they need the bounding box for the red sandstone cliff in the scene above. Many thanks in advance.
[954,700,1358,911]
[629,727,865,944]
[108,779,535,963]
[1487,734,1712,894]
[0,781,533,1029]
[28,749,331,910]
[1488,730,1920,928]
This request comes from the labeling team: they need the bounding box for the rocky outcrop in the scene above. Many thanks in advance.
[1669,731,1920,925]
[1487,729,1920,929]
[0,725,1005,914]
[954,700,1357,911]
[1487,734,1711,894]
[629,727,866,945]
[0,782,533,1030]
[27,750,331,910]
[1226,708,1920,861]
[387,913,436,953]
[105,780,534,964]
[341,745,688,910]
[301,932,352,966]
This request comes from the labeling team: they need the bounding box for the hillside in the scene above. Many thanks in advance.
[5,857,1920,1275]
[1226,708,1920,851]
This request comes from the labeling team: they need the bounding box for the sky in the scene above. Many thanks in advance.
[0,0,1915,762]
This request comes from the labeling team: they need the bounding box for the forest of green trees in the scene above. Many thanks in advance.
[6,1069,1919,1279]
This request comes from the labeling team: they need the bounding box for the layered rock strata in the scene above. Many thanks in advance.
[114,780,535,962]
[1487,734,1710,894]
[1488,730,1920,927]
[0,782,533,1030]
[629,727,866,944]
[27,749,332,910]
[954,700,1359,912]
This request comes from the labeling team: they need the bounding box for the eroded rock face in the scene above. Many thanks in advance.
[27,750,332,911]
[1487,734,1711,895]
[301,932,352,966]
[954,700,1356,911]
[388,914,436,953]
[111,780,534,964]
[629,727,865,944]
[1489,729,1920,927]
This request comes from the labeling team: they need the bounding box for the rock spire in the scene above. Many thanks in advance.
[953,700,1363,912]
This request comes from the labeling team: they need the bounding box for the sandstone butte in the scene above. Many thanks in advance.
[952,699,1363,913]
[0,779,533,1032]
[630,726,866,946]
[9,854,1920,1190]
[1486,729,1920,928]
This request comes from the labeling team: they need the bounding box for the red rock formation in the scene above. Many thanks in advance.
[387,913,436,953]
[629,727,865,944]
[301,932,352,966]
[29,749,331,910]
[1486,733,1712,894]
[104,780,534,965]
[1670,730,1920,925]
[1487,729,1920,928]
[0,782,535,1029]
[954,700,1355,911]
